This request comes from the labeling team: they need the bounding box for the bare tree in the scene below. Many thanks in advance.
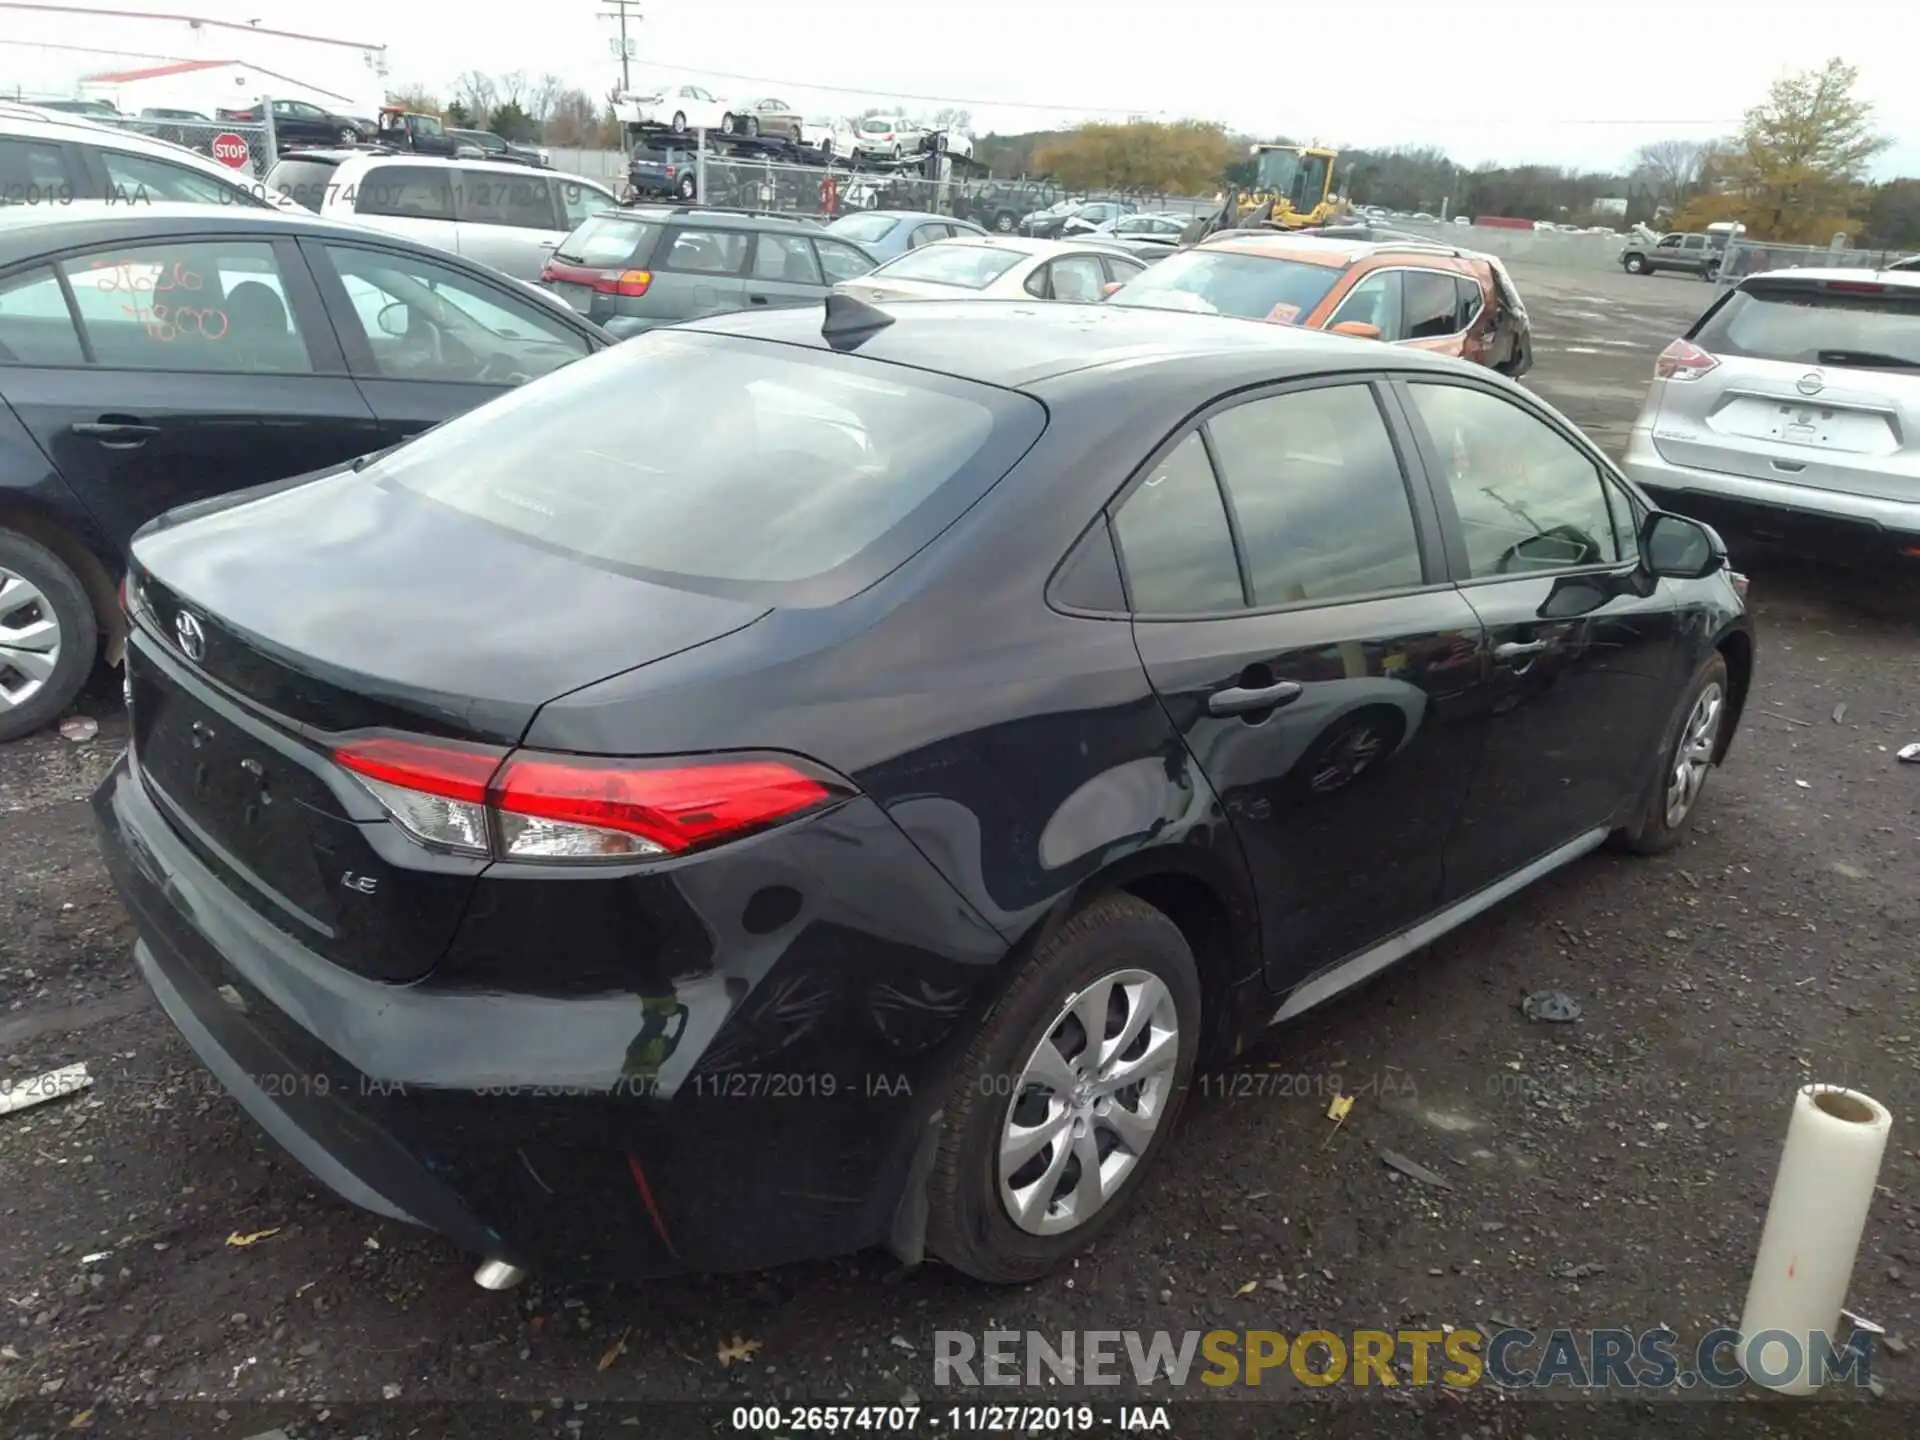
[543,87,601,147]
[1633,138,1708,215]
[932,106,972,132]
[497,70,528,108]
[529,72,566,123]
[452,70,497,122]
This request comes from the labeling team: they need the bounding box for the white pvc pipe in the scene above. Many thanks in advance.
[1738,1085,1893,1393]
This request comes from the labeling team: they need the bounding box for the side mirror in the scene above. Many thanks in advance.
[1331,320,1382,340]
[376,301,411,339]
[1640,511,1724,579]
[1100,281,1125,299]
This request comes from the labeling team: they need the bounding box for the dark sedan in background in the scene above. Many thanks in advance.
[0,204,610,740]
[94,295,1748,1289]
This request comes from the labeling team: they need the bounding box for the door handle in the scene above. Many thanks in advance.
[72,419,160,446]
[1494,639,1551,664]
[747,293,771,304]
[1208,680,1304,717]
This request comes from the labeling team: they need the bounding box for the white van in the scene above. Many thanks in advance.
[267,151,621,282]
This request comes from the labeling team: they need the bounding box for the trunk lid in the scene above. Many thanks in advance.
[127,466,768,982]
[1651,276,1920,502]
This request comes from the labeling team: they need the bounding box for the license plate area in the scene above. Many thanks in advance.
[1718,396,1893,455]
[131,660,339,925]
[550,281,594,314]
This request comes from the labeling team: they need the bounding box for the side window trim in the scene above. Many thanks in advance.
[1194,422,1255,608]
[1386,375,1639,586]
[1101,375,1447,618]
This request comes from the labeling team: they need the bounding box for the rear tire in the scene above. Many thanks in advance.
[925,894,1201,1284]
[671,112,687,134]
[0,531,98,744]
[337,126,358,144]
[1611,652,1730,855]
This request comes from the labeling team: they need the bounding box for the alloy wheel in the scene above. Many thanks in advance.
[1665,682,1723,827]
[998,968,1179,1236]
[0,566,62,714]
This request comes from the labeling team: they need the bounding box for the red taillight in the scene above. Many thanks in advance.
[1655,337,1719,381]
[664,164,676,177]
[1729,570,1750,598]
[331,734,845,863]
[542,261,650,297]
[1827,280,1884,294]
[494,756,831,856]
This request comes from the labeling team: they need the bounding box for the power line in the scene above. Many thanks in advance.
[624,57,1739,126]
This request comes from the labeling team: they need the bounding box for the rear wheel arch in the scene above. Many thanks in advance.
[998,850,1261,1067]
[0,500,119,663]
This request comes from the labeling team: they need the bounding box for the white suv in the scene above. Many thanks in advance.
[267,151,620,283]
[0,107,295,211]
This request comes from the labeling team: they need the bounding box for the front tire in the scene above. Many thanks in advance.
[675,174,696,201]
[671,111,687,134]
[337,126,359,144]
[994,211,1016,233]
[1623,253,1648,274]
[1612,652,1729,854]
[926,894,1200,1283]
[0,532,98,744]
[745,117,759,137]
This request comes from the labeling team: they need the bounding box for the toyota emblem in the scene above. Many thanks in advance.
[174,609,206,662]
[1796,371,1825,396]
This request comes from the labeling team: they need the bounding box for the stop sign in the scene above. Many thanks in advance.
[210,132,250,169]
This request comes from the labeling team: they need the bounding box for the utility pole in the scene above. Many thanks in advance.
[598,2,642,95]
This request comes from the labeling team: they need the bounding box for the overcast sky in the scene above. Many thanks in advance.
[222,0,1918,176]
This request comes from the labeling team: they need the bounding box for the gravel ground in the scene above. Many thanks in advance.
[3,264,1919,1437]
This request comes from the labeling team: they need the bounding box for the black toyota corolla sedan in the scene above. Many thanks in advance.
[94,297,1752,1286]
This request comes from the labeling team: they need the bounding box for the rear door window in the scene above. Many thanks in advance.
[556,179,615,230]
[367,330,1037,591]
[1693,282,1920,369]
[354,166,455,220]
[456,172,556,230]
[1207,383,1426,604]
[1402,269,1461,339]
[751,233,822,285]
[57,240,312,374]
[662,228,749,274]
[99,150,259,207]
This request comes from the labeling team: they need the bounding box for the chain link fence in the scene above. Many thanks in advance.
[1717,238,1920,290]
[91,115,278,185]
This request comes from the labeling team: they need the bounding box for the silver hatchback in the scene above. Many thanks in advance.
[1622,268,1920,560]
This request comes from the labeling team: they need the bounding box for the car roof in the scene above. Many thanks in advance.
[0,201,370,267]
[858,210,978,224]
[682,297,1473,389]
[916,235,1134,260]
[611,205,813,230]
[1737,267,1920,291]
[325,152,603,185]
[1,109,242,168]
[1199,230,1481,269]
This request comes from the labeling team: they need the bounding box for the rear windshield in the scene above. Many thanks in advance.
[861,118,895,134]
[367,331,1039,590]
[1694,282,1920,370]
[1107,249,1342,323]
[827,213,900,244]
[872,243,1021,289]
[265,158,340,213]
[557,214,658,266]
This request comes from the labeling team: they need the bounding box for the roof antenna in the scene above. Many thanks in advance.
[821,291,894,349]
